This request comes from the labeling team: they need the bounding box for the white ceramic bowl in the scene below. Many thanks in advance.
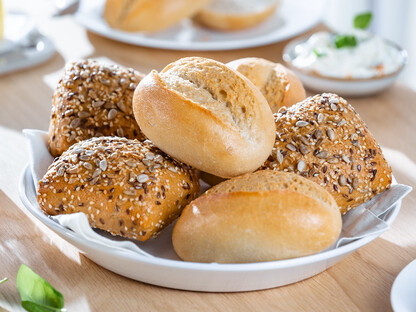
[391,259,416,312]
[19,163,403,292]
[283,36,407,97]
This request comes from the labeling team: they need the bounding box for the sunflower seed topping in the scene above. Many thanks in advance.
[352,177,359,189]
[342,155,351,164]
[317,113,324,124]
[108,109,118,120]
[83,162,93,170]
[297,160,306,172]
[339,175,347,186]
[78,111,90,118]
[70,118,81,128]
[137,174,149,183]
[299,144,309,155]
[326,129,335,141]
[286,143,297,151]
[92,168,102,179]
[296,120,309,128]
[92,101,105,108]
[99,159,107,171]
[276,150,284,164]
[316,151,328,159]
[313,129,322,139]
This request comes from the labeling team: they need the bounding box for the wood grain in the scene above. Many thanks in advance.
[0,2,415,311]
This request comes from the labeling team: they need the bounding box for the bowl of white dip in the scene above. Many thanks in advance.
[283,30,407,97]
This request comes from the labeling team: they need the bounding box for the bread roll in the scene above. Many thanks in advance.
[133,57,276,178]
[194,0,279,31]
[261,93,392,214]
[38,137,199,241]
[172,170,341,263]
[227,57,306,113]
[104,0,213,32]
[48,60,146,157]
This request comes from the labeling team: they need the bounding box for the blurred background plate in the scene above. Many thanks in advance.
[74,0,326,51]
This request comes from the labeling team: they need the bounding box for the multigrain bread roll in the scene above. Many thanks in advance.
[104,0,213,32]
[172,170,341,263]
[194,0,280,31]
[133,57,276,178]
[38,137,199,241]
[48,60,146,157]
[261,93,392,214]
[227,57,306,113]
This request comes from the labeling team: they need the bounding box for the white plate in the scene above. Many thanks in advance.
[0,13,55,75]
[391,259,416,312]
[19,163,403,292]
[74,0,325,51]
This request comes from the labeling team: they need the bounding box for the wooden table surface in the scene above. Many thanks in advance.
[0,3,415,312]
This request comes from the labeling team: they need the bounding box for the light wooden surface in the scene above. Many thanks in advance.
[0,2,416,311]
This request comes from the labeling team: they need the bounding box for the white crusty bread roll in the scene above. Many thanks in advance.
[194,0,280,31]
[172,170,342,263]
[104,0,213,32]
[227,57,306,113]
[133,57,276,178]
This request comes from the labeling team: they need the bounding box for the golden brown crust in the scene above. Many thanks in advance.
[261,93,392,214]
[38,137,199,241]
[133,57,276,178]
[227,58,306,113]
[172,170,341,263]
[48,59,146,157]
[104,0,213,32]
[194,0,280,30]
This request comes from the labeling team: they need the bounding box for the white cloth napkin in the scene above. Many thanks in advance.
[23,129,412,257]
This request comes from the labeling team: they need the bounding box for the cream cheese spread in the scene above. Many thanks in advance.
[291,30,403,79]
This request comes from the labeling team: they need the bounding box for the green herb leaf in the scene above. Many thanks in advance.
[0,277,8,285]
[22,301,64,312]
[17,264,65,312]
[334,35,357,49]
[313,49,326,57]
[354,12,372,29]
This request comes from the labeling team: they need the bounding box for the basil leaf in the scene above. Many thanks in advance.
[313,49,326,57]
[22,301,65,312]
[334,35,357,48]
[0,277,7,285]
[17,265,65,312]
[354,12,372,29]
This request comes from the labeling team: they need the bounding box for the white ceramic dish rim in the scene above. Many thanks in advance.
[283,35,408,82]
[390,259,416,311]
[19,164,401,273]
[74,0,326,51]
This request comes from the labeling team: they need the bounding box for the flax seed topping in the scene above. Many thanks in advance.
[261,93,392,214]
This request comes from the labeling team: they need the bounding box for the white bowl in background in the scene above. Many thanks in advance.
[283,36,407,97]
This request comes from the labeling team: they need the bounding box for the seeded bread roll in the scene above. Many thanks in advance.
[261,93,392,214]
[48,60,146,157]
[38,137,200,241]
[133,57,276,178]
[194,0,280,31]
[227,57,306,113]
[104,0,213,32]
[172,170,341,263]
